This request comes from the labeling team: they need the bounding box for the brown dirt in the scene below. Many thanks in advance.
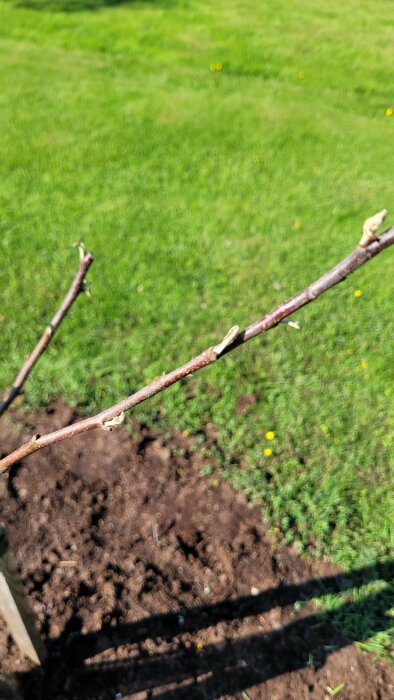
[0,402,393,699]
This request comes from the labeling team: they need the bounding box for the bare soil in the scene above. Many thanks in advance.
[0,402,393,699]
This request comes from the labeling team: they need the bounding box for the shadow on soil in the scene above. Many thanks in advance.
[16,560,394,699]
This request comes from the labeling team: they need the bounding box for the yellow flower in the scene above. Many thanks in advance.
[182,429,189,438]
[298,71,305,80]
[197,642,203,650]
[361,360,368,369]
[216,63,223,71]
[354,289,362,298]
[294,219,301,230]
[210,64,216,71]
[264,448,272,457]
[386,107,393,117]
[266,431,275,441]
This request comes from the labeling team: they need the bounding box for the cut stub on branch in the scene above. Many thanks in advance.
[209,325,240,359]
[359,209,387,248]
[100,411,125,432]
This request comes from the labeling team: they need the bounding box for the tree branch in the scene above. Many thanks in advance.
[0,247,94,417]
[1,223,393,474]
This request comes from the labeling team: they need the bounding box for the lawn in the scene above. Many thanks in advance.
[0,0,393,644]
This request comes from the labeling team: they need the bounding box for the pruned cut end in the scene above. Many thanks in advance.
[73,241,86,262]
[212,325,240,357]
[359,209,387,248]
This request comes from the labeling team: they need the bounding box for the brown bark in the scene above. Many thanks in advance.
[0,250,94,417]
[0,226,393,474]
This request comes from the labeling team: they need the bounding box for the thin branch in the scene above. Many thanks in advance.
[0,247,94,417]
[1,223,393,474]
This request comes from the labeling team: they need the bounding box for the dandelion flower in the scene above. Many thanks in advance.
[210,64,216,71]
[354,289,362,298]
[197,642,203,650]
[294,219,301,230]
[264,448,272,457]
[386,107,393,117]
[216,63,223,71]
[298,71,305,80]
[361,360,368,369]
[266,431,275,441]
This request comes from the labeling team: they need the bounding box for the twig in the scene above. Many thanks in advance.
[0,246,94,417]
[0,220,393,474]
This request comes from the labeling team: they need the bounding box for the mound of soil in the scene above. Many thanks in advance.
[0,402,393,699]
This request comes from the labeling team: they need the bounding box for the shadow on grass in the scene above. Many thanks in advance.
[11,0,171,12]
[15,560,393,699]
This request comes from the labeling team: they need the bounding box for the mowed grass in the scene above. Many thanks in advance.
[0,0,393,651]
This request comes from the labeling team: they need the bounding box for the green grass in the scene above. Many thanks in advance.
[0,0,393,654]
[311,572,394,662]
